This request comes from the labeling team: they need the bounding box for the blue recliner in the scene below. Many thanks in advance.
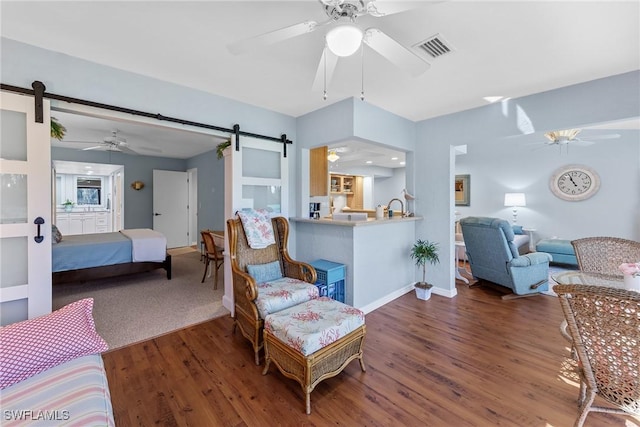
[460,217,552,297]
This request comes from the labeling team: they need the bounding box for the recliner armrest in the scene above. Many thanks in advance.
[510,252,552,267]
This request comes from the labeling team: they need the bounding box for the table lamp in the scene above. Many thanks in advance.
[504,193,526,224]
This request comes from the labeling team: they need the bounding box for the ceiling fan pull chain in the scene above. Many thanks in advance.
[360,44,365,101]
[323,46,328,101]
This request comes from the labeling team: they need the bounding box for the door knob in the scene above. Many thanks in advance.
[154,213,162,216]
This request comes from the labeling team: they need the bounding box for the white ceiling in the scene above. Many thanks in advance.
[2,1,639,162]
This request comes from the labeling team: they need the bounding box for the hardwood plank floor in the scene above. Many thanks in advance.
[102,281,639,426]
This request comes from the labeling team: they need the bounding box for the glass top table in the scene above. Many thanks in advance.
[552,271,624,289]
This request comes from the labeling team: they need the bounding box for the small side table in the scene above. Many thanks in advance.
[454,241,469,284]
[522,227,537,253]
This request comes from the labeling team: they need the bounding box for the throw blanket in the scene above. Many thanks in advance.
[237,209,276,249]
[120,229,166,262]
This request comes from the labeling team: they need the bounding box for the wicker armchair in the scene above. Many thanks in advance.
[554,284,640,427]
[227,215,318,365]
[571,237,640,278]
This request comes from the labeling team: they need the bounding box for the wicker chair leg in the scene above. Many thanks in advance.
[305,392,311,415]
[359,356,367,372]
[213,265,218,290]
[575,389,596,427]
[254,349,260,365]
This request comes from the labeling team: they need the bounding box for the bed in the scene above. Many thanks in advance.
[52,228,171,285]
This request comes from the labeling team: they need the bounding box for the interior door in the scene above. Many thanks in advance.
[153,169,189,248]
[0,91,52,325]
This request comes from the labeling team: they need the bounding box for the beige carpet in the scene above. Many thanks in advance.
[167,246,199,256]
[52,251,229,350]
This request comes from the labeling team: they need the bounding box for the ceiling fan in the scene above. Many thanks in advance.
[227,0,432,94]
[542,128,620,148]
[63,130,162,155]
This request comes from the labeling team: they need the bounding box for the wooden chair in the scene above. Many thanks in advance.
[227,215,318,365]
[554,284,640,426]
[571,237,640,278]
[201,230,224,289]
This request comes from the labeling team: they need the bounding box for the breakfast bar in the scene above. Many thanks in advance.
[291,215,422,312]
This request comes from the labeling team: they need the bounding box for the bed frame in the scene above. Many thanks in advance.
[52,254,172,285]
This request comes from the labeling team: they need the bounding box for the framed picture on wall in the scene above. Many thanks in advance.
[455,174,470,206]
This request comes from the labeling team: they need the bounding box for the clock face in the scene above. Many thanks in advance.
[550,165,600,201]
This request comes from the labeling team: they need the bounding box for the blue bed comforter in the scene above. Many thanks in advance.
[52,232,132,272]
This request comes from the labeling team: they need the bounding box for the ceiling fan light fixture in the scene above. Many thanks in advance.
[327,149,340,162]
[545,129,581,143]
[326,25,363,57]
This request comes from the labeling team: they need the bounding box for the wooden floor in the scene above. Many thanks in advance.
[102,279,638,426]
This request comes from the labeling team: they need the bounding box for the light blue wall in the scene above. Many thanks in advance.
[374,168,407,209]
[186,149,225,231]
[416,70,640,293]
[52,147,186,229]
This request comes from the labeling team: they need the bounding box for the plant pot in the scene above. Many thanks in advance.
[414,283,433,300]
[64,205,72,212]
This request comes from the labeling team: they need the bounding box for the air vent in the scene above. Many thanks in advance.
[414,34,454,59]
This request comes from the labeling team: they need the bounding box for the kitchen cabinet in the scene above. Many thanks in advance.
[56,211,111,236]
[331,174,363,209]
[309,146,328,196]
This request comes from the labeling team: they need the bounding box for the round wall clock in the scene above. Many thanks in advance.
[549,164,600,201]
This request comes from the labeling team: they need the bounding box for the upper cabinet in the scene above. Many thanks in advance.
[331,174,363,209]
[309,146,328,197]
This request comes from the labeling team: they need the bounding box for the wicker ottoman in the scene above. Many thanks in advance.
[262,297,366,414]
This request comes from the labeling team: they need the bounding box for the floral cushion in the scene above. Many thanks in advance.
[255,277,319,318]
[264,297,365,356]
[237,209,275,249]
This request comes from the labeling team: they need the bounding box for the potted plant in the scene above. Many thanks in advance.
[216,140,231,159]
[50,117,67,141]
[62,199,74,212]
[410,239,440,300]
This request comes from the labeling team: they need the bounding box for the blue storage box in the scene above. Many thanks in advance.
[310,259,346,303]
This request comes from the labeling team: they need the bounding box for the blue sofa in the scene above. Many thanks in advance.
[460,217,552,297]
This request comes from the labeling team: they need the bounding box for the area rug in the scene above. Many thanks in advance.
[52,251,229,350]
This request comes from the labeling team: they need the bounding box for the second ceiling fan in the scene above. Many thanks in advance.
[227,0,433,96]
[63,130,162,156]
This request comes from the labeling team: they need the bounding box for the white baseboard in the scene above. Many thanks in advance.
[358,282,457,314]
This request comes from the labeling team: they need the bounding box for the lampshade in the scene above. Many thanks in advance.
[327,149,340,162]
[325,25,363,57]
[504,193,526,207]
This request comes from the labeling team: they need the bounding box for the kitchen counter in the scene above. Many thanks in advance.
[293,215,421,311]
[290,215,422,227]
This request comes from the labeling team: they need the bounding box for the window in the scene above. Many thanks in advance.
[76,177,102,205]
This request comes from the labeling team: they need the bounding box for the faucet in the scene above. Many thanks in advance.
[387,198,404,217]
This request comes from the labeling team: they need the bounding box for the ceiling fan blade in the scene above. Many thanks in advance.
[82,145,104,151]
[312,48,339,92]
[363,28,430,77]
[228,21,321,55]
[581,133,621,141]
[572,140,595,147]
[366,0,443,17]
